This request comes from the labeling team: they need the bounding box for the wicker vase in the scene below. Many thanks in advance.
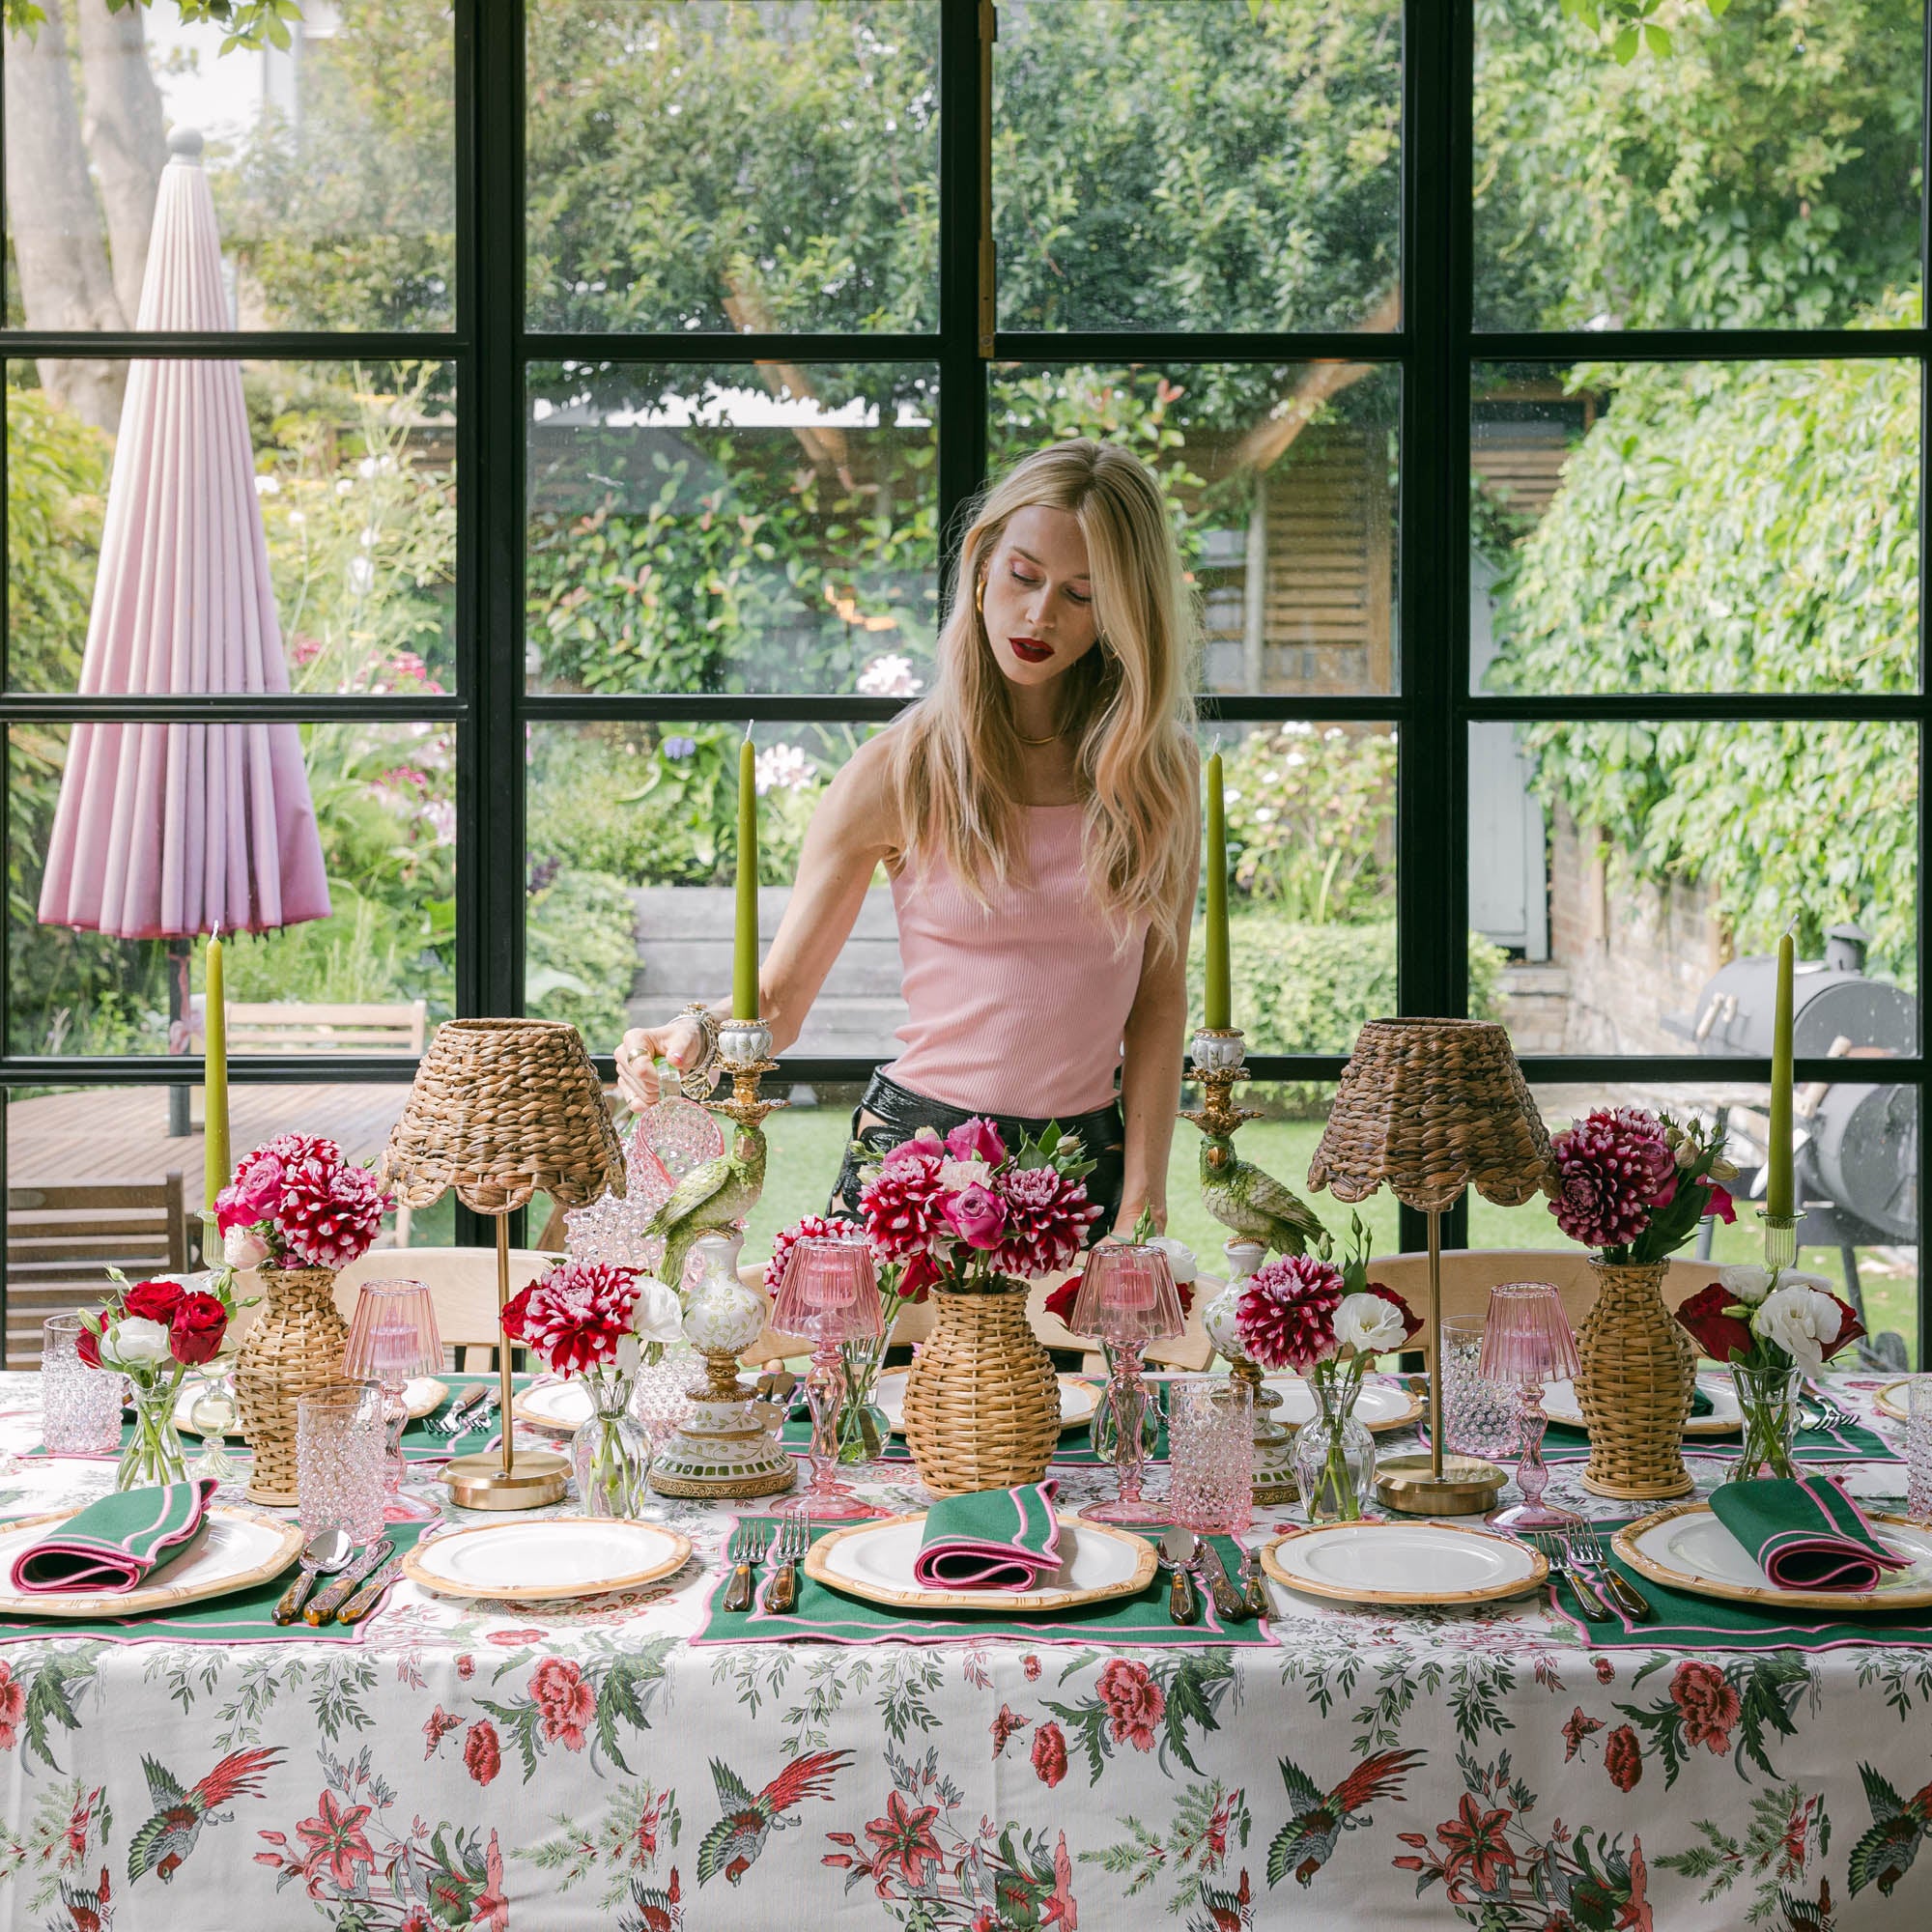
[236,1265,351,1505]
[1573,1258,1695,1500]
[902,1281,1059,1494]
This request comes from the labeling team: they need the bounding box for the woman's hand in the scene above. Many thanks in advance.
[1111,1201,1168,1240]
[614,1011,707,1113]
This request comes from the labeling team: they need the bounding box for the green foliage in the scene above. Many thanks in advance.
[4,0,301,49]
[4,387,108,693]
[526,868,639,1049]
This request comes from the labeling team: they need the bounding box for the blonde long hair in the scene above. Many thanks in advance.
[886,440,1200,956]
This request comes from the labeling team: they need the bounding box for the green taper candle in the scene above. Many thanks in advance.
[1767,928,1794,1220]
[203,928,229,1208]
[733,729,759,1019]
[1204,751,1230,1030]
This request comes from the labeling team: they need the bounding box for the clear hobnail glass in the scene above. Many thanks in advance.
[1441,1314,1520,1462]
[1906,1377,1932,1524]
[1167,1378,1254,1535]
[1291,1373,1376,1523]
[1727,1362,1804,1484]
[117,1374,188,1491]
[627,1345,693,1453]
[572,1366,652,1518]
[41,1316,123,1456]
[297,1381,384,1545]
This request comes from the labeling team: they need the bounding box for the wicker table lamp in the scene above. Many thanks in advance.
[1308,1018,1554,1516]
[379,1018,625,1511]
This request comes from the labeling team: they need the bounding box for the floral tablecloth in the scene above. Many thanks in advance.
[0,1371,1925,1931]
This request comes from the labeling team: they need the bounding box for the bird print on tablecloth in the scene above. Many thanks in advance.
[1266,1747,1422,1888]
[645,1124,768,1294]
[1189,1865,1253,1932]
[1198,1133,1329,1258]
[696,1748,852,1887]
[126,1747,284,1886]
[1848,1762,1932,1897]
[54,1865,110,1932]
[620,1864,682,1932]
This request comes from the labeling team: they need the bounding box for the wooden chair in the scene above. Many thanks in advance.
[4,1175,190,1368]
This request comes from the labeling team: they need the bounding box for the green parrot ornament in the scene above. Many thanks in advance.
[645,1121,769,1293]
[1198,1130,1329,1258]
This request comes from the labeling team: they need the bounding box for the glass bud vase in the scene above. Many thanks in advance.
[836,1333,890,1464]
[1291,1374,1376,1523]
[571,1367,651,1518]
[1727,1362,1804,1483]
[119,1374,188,1492]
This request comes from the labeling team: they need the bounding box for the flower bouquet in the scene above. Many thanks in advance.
[1676,1264,1866,1481]
[503,1261,684,1516]
[77,1272,240,1490]
[1548,1106,1737,1264]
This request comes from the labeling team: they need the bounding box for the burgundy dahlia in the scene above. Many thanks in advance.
[1235,1254,1346,1373]
[859,1152,950,1261]
[991,1165,1101,1279]
[503,1261,640,1376]
[1548,1106,1677,1251]
[764,1212,856,1295]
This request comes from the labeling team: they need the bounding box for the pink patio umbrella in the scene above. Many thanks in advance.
[37,128,329,1126]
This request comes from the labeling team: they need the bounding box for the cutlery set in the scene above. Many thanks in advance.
[1526,1525,1653,1623]
[425,1383,499,1439]
[273,1528,406,1627]
[721,1517,809,1614]
[1158,1526,1264,1625]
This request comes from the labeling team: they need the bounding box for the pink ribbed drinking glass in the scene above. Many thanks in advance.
[1480,1282,1581,1531]
[343,1279,442,1519]
[1070,1245,1184,1525]
[772,1236,888,1520]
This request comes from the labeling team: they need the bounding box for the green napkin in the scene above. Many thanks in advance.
[1708,1475,1910,1592]
[1690,1384,1715,1417]
[913,1482,1061,1590]
[10,1480,216,1593]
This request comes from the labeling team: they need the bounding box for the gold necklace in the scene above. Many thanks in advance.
[1014,728,1060,748]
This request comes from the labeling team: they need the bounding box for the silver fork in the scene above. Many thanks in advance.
[1526,1530,1613,1622]
[459,1386,500,1443]
[722,1520,772,1613]
[765,1516,809,1614]
[1804,1392,1855,1433]
[430,1386,486,1435]
[1568,1525,1650,1620]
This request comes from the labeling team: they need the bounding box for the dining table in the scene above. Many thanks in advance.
[0,1365,1924,1931]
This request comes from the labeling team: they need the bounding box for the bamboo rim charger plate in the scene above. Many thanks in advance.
[0,1506,303,1619]
[1264,1377,1425,1436]
[1260,1520,1548,1608]
[1612,1501,1932,1612]
[804,1512,1156,1613]
[402,1518,693,1603]
[1874,1378,1919,1425]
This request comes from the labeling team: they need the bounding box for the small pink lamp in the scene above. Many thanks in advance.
[1479,1281,1581,1531]
[1070,1243,1184,1525]
[771,1235,888,1520]
[343,1279,442,1520]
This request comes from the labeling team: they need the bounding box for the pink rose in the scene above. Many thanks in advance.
[945,1118,1008,1167]
[882,1126,945,1166]
[216,1153,283,1233]
[942,1182,1009,1251]
[223,1223,271,1269]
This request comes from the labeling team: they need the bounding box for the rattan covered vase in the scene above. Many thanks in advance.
[901,1281,1059,1494]
[235,1264,350,1505]
[1573,1258,1695,1500]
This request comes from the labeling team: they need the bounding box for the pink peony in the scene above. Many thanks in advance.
[1236,1254,1346,1372]
[1548,1107,1678,1251]
[942,1182,1009,1250]
[860,1152,951,1261]
[945,1118,1008,1167]
[991,1166,1102,1280]
[503,1262,641,1376]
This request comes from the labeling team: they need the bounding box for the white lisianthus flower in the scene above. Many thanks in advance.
[1334,1292,1407,1357]
[614,1332,641,1377]
[632,1276,686,1345]
[937,1158,992,1194]
[1752,1285,1845,1373]
[1718,1264,1774,1306]
[224,1224,271,1269]
[100,1317,174,1368]
[1147,1236,1197,1285]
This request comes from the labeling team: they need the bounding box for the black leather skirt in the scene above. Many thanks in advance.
[829,1068,1124,1239]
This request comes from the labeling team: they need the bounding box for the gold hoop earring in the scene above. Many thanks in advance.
[974,576,986,619]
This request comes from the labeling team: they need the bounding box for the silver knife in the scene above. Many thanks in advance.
[1192,1536,1250,1622]
[334,1550,408,1625]
[305,1537,395,1626]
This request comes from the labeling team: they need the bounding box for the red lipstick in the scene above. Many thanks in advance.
[1010,637,1054,664]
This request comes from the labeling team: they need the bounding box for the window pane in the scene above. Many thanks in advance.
[1472,358,1919,696]
[526,0,940,333]
[1469,719,1918,1049]
[1473,2,1921,332]
[3,3,454,332]
[526,361,938,695]
[6,359,457,696]
[990,362,1400,696]
[11,720,456,1058]
[995,0,1401,333]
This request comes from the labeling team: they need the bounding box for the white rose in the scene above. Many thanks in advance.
[937,1158,991,1194]
[1752,1285,1845,1373]
[223,1225,270,1269]
[100,1316,174,1368]
[614,1332,641,1377]
[1334,1292,1406,1356]
[632,1276,686,1345]
[1148,1236,1197,1285]
[1718,1264,1773,1306]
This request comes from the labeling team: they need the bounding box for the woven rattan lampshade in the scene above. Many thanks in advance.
[379,1018,625,1215]
[1309,1018,1553,1215]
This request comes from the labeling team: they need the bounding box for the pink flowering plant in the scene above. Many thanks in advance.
[213,1134,388,1272]
[1546,1106,1737,1264]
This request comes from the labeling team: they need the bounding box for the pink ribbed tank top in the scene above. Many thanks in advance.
[886,804,1149,1118]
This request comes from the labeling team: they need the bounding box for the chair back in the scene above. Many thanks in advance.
[4,1175,190,1367]
[191,1000,429,1056]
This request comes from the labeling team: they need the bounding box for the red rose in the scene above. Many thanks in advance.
[1094,1659,1165,1751]
[123,1278,185,1326]
[530,1658,596,1750]
[1825,1293,1866,1359]
[1703,1181,1737,1225]
[1669,1661,1742,1753]
[1605,1725,1642,1792]
[75,1323,102,1370]
[464,1719,501,1785]
[1673,1283,1754,1364]
[1042,1275,1082,1326]
[1031,1720,1068,1787]
[169,1293,229,1367]
[897,1249,940,1301]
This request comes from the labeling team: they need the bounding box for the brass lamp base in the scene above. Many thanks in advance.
[1375,1451,1506,1517]
[442,1445,570,1512]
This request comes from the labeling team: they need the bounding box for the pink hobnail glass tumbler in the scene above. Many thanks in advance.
[1167,1378,1254,1536]
[343,1279,442,1520]
[1070,1244,1185,1525]
[1480,1281,1582,1531]
[771,1236,888,1520]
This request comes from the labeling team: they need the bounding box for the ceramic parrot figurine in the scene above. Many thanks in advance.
[644,1122,768,1294]
[1198,1130,1329,1258]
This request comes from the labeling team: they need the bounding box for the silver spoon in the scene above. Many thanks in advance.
[272,1526,353,1626]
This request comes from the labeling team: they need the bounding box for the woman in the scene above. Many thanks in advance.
[614,439,1200,1237]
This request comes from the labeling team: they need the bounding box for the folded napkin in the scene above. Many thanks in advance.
[1709,1474,1910,1592]
[1690,1384,1715,1418]
[912,1482,1062,1591]
[9,1480,217,1594]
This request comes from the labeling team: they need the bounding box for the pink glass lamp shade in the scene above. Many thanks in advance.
[1073,1244,1182,1526]
[772,1236,888,1520]
[1479,1281,1580,1531]
[344,1279,442,1519]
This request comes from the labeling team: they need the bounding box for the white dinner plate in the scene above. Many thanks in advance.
[403,1517,694,1603]
[1262,1377,1425,1435]
[875,1372,1099,1436]
[1262,1520,1547,1607]
[806,1512,1154,1613]
[1540,1373,1741,1437]
[513,1378,597,1433]
[1614,1503,1932,1612]
[172,1376,446,1437]
[0,1506,303,1619]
